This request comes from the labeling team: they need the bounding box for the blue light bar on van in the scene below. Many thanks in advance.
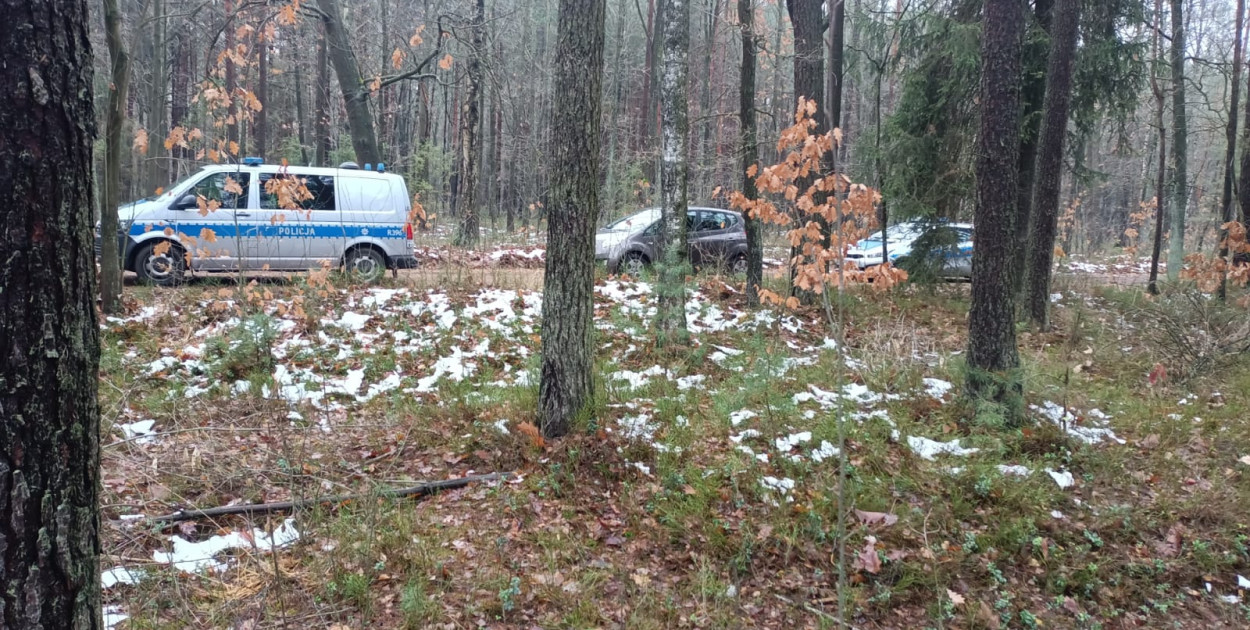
[242,157,264,166]
[364,163,373,171]
[376,162,386,173]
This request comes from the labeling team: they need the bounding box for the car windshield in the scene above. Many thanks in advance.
[602,208,661,233]
[862,223,925,243]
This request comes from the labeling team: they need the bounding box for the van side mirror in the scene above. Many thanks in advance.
[172,194,197,210]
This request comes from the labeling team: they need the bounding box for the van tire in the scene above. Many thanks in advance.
[344,246,386,282]
[133,240,186,287]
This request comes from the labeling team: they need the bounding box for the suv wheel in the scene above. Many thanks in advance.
[621,251,648,277]
[134,240,186,287]
[729,254,748,275]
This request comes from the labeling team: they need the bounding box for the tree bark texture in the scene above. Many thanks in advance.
[1219,0,1244,301]
[1167,0,1187,280]
[1148,0,1167,295]
[315,24,332,166]
[101,0,131,315]
[740,0,762,306]
[455,0,486,248]
[225,0,240,147]
[146,0,167,192]
[1022,0,1079,329]
[317,0,382,165]
[1011,0,1053,294]
[539,0,607,438]
[0,0,102,627]
[786,0,829,298]
[656,0,691,346]
[827,0,845,131]
[966,0,1023,409]
[256,33,269,157]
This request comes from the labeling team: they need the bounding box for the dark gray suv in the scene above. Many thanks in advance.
[595,207,748,275]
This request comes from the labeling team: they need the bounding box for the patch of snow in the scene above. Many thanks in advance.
[676,374,706,390]
[145,356,180,376]
[997,464,1031,477]
[617,414,657,441]
[1051,510,1065,519]
[119,420,157,444]
[760,476,796,497]
[1032,401,1125,445]
[730,429,761,443]
[923,378,953,400]
[907,436,980,461]
[492,419,510,435]
[102,566,144,589]
[335,311,371,331]
[152,518,300,573]
[729,409,758,426]
[811,440,840,463]
[774,431,812,452]
[1046,469,1075,489]
[1239,575,1250,589]
[611,365,670,390]
[103,605,128,629]
[630,461,652,476]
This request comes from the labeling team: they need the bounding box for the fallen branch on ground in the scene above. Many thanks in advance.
[148,472,513,524]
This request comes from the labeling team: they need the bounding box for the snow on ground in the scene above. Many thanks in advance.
[152,518,300,573]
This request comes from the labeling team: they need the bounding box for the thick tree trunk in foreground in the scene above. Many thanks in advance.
[0,0,102,627]
[1022,0,1080,329]
[740,0,762,306]
[539,0,607,438]
[101,0,131,315]
[1167,0,1187,280]
[1219,0,1245,301]
[656,0,691,346]
[316,0,382,165]
[455,0,486,248]
[966,0,1023,415]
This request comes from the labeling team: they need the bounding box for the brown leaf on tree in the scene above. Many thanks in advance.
[438,54,454,70]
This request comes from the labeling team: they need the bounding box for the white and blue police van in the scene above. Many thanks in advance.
[100,158,418,285]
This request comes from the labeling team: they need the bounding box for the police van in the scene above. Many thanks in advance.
[104,158,417,285]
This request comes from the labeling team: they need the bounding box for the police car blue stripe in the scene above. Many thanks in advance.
[129,223,407,240]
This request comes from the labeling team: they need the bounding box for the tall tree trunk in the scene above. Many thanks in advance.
[827,0,845,131]
[316,0,382,165]
[966,0,1023,417]
[0,1,102,626]
[1219,0,1245,301]
[455,0,486,247]
[1022,0,1080,329]
[697,0,722,199]
[170,23,191,171]
[656,0,691,345]
[101,0,132,315]
[539,0,607,438]
[315,24,332,166]
[638,0,658,149]
[740,0,762,306]
[603,0,628,218]
[1148,0,1167,295]
[768,0,785,162]
[146,0,167,192]
[1167,0,1187,280]
[786,0,828,297]
[295,51,311,165]
[1011,0,1053,294]
[256,33,269,157]
[225,0,239,149]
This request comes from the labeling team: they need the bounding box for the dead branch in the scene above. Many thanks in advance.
[148,472,513,523]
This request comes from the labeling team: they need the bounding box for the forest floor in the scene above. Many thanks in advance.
[98,252,1250,629]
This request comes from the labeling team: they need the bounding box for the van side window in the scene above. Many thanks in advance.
[259,173,336,211]
[193,172,250,210]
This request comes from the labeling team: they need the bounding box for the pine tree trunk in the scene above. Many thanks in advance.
[454,0,486,248]
[316,0,382,165]
[603,0,628,218]
[1148,0,1167,295]
[101,0,132,315]
[1219,0,1244,301]
[539,0,607,438]
[786,0,828,297]
[966,0,1023,416]
[740,0,762,306]
[256,34,269,158]
[656,0,691,346]
[315,25,332,166]
[170,25,191,170]
[146,0,168,192]
[1,1,102,626]
[225,0,240,148]
[697,0,721,200]
[1167,0,1187,280]
[1011,0,1053,294]
[827,0,845,131]
[1022,0,1080,329]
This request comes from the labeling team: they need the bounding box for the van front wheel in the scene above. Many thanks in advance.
[344,247,386,282]
[134,240,186,287]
